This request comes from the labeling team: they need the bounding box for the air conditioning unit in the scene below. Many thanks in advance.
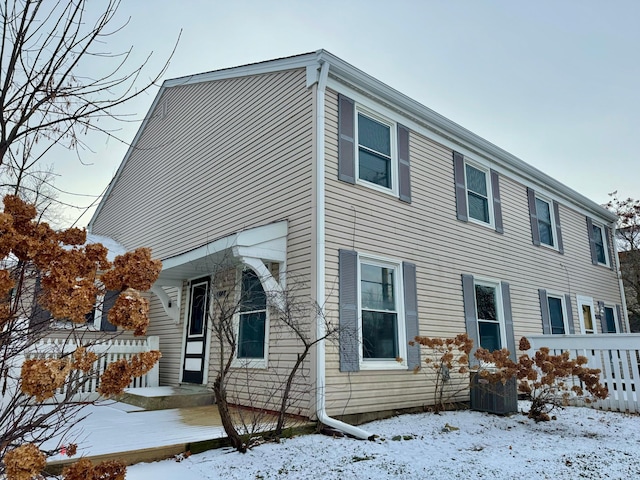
[470,374,518,415]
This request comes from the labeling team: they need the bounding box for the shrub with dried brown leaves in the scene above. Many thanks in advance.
[100,248,162,291]
[3,444,46,480]
[97,351,162,397]
[62,458,126,480]
[410,333,474,412]
[475,336,608,421]
[0,195,163,479]
[20,358,72,401]
[107,288,150,336]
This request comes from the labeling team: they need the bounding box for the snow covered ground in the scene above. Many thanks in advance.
[126,402,640,479]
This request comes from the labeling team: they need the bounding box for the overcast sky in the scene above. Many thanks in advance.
[51,0,639,227]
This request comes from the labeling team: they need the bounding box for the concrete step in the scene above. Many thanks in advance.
[118,386,215,410]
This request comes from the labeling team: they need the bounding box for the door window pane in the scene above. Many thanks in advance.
[582,304,594,333]
[189,283,208,336]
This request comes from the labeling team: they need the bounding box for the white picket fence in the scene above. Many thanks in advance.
[24,336,160,403]
[527,334,640,413]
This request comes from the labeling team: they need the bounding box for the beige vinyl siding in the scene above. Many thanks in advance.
[91,68,313,261]
[323,88,623,416]
[146,288,182,386]
[91,68,316,394]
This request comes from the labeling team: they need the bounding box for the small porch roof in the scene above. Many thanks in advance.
[154,221,288,287]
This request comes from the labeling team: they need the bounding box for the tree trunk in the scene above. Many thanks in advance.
[213,375,246,453]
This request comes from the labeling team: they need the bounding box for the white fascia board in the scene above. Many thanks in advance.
[317,50,616,224]
[160,221,288,272]
[163,52,320,89]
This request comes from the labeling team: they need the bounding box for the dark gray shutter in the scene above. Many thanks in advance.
[605,226,614,270]
[491,170,503,234]
[101,290,119,332]
[461,274,478,363]
[453,151,468,222]
[339,249,359,372]
[403,262,419,370]
[398,124,411,203]
[527,188,540,246]
[553,201,564,254]
[501,282,516,362]
[586,217,598,265]
[616,304,624,333]
[538,289,551,334]
[564,294,575,334]
[338,94,356,184]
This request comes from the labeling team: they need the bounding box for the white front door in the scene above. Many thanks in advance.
[576,295,596,334]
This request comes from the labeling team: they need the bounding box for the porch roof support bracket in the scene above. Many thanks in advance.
[150,283,182,324]
[233,249,286,312]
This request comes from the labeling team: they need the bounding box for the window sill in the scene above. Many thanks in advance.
[355,178,399,199]
[359,359,407,371]
[467,217,496,231]
[232,358,267,370]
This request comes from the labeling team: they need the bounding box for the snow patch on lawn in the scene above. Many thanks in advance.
[126,402,640,479]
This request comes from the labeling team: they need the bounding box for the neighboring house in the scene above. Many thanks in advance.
[87,50,627,434]
[618,249,640,332]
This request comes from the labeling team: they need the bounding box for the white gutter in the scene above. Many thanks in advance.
[313,58,372,440]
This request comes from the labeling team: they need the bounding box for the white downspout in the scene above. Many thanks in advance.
[314,58,372,440]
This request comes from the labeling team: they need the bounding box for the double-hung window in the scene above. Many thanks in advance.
[338,250,419,373]
[237,269,268,365]
[603,305,618,333]
[587,218,612,267]
[547,294,567,334]
[465,163,491,224]
[338,94,412,202]
[453,152,503,233]
[357,112,393,190]
[592,224,608,265]
[538,289,574,335]
[474,280,504,351]
[527,188,564,253]
[360,260,402,361]
[535,197,554,247]
[462,275,515,362]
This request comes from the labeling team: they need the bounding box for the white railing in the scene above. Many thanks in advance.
[24,336,160,403]
[527,334,640,414]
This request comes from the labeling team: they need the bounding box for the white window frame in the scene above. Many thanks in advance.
[464,160,494,228]
[355,106,398,197]
[591,223,610,266]
[576,295,596,334]
[357,253,407,370]
[473,278,506,351]
[535,194,558,250]
[546,292,569,334]
[602,304,619,333]
[232,267,270,370]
